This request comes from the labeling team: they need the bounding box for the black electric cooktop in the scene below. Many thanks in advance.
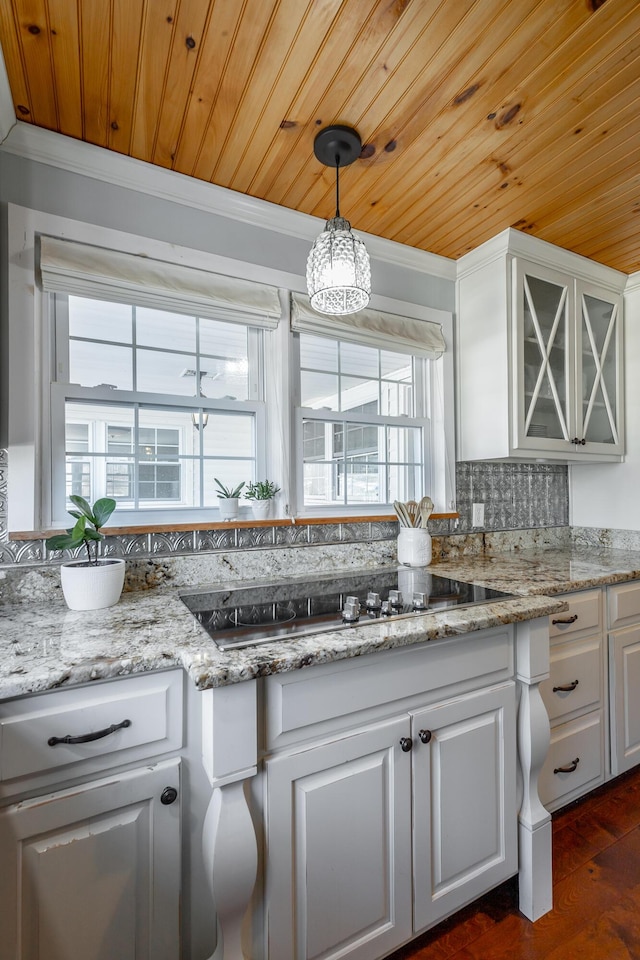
[180,566,515,651]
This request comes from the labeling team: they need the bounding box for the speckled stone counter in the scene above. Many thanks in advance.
[4,542,640,701]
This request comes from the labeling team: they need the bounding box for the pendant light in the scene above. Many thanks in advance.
[306,125,371,316]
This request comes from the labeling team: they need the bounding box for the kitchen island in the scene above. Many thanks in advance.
[4,543,640,960]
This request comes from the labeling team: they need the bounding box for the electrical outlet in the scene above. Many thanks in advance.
[472,503,485,527]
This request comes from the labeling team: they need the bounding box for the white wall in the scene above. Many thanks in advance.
[570,275,640,529]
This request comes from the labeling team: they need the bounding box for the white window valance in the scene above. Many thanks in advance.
[37,236,282,329]
[290,293,446,358]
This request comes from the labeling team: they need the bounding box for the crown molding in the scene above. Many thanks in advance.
[0,45,16,144]
[625,271,640,294]
[0,121,457,281]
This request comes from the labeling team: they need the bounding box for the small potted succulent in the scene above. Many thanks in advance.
[214,478,245,520]
[244,479,281,520]
[47,495,124,611]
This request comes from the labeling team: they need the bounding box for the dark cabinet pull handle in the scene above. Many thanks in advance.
[161,786,178,805]
[48,718,132,747]
[552,614,578,625]
[553,679,579,693]
[554,757,580,775]
[399,737,413,752]
[571,438,586,446]
[418,729,432,744]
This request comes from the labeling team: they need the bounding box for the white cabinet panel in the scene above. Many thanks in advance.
[609,625,640,775]
[0,758,180,960]
[411,684,517,932]
[265,717,412,960]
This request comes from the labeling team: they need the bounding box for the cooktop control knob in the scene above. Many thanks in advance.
[412,592,428,609]
[342,596,361,622]
[388,590,403,607]
[380,600,393,615]
[366,591,381,610]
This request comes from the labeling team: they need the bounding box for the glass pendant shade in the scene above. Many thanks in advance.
[307,215,371,316]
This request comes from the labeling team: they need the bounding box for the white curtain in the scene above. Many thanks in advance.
[38,236,282,328]
[291,293,446,358]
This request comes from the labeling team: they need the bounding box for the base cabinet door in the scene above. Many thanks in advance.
[610,625,640,775]
[411,684,517,933]
[0,758,181,960]
[265,717,413,960]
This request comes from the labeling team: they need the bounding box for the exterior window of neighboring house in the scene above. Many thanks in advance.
[297,333,430,508]
[52,294,264,522]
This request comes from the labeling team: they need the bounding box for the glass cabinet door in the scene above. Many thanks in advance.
[577,284,622,449]
[517,261,572,447]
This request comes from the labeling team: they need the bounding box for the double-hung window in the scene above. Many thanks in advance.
[42,236,280,525]
[292,295,448,513]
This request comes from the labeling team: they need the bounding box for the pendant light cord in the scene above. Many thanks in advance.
[335,153,341,218]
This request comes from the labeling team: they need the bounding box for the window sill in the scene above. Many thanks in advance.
[10,513,459,541]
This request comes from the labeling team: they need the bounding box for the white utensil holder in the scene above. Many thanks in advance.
[397,528,432,567]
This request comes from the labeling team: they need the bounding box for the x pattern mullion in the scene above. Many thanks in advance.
[523,278,569,439]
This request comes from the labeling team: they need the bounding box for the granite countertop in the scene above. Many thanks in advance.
[4,543,640,701]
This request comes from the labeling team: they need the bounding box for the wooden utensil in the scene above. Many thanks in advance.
[405,500,419,527]
[393,500,412,527]
[418,496,434,528]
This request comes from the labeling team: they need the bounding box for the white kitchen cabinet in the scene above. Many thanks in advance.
[608,581,640,776]
[457,228,625,462]
[263,632,518,960]
[266,716,413,960]
[538,589,606,811]
[411,683,516,933]
[0,759,180,960]
[0,672,184,960]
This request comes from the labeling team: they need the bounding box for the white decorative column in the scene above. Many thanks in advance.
[516,617,552,922]
[201,681,258,960]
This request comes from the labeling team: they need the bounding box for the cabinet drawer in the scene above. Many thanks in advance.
[264,626,513,751]
[608,581,640,630]
[549,590,601,640]
[540,635,602,723]
[0,671,183,784]
[538,711,604,810]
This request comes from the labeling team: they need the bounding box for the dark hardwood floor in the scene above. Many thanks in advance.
[388,766,640,959]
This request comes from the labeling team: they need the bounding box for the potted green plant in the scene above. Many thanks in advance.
[244,479,281,520]
[214,478,245,520]
[47,495,124,610]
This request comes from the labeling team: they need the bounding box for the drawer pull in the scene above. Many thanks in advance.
[551,614,579,625]
[553,679,580,693]
[48,718,132,747]
[554,757,580,775]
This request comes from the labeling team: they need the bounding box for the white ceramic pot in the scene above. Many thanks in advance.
[60,558,126,611]
[251,500,272,520]
[218,497,239,520]
[397,528,432,567]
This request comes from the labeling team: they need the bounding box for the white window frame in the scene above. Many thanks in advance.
[6,203,455,532]
[292,331,436,516]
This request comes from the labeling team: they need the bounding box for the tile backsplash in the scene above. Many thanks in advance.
[0,448,569,580]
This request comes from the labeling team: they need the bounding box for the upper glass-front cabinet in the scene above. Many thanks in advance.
[514,259,623,458]
[577,281,622,449]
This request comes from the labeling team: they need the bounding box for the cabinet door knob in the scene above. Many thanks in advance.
[418,729,432,744]
[161,786,179,805]
[554,758,579,775]
[553,679,579,693]
[399,737,413,752]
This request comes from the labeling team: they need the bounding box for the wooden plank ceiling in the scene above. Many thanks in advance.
[1,0,639,272]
